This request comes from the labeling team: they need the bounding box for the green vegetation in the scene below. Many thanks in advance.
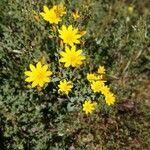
[0,0,149,149]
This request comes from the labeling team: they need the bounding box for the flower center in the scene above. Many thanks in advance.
[85,105,92,111]
[66,32,73,42]
[69,54,78,65]
[36,71,45,80]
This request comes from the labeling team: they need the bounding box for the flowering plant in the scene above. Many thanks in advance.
[1,0,149,149]
[24,2,116,116]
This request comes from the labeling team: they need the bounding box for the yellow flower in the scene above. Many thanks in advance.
[91,81,105,93]
[87,73,98,82]
[72,10,80,20]
[58,80,73,95]
[24,62,52,88]
[53,3,66,17]
[58,25,83,46]
[83,100,97,115]
[40,5,61,24]
[98,65,106,74]
[59,45,85,67]
[105,92,116,106]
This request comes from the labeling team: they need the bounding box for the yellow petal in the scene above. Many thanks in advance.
[65,46,70,53]
[60,51,66,56]
[40,12,45,17]
[43,5,49,13]
[58,29,63,34]
[42,65,48,71]
[32,81,38,88]
[75,40,80,44]
[64,62,70,67]
[29,64,35,71]
[39,81,44,87]
[25,77,33,82]
[73,29,78,34]
[44,78,50,82]
[59,58,65,62]
[46,71,52,76]
[68,25,73,31]
[36,62,42,69]
[24,71,32,76]
[76,34,82,38]
[62,25,67,31]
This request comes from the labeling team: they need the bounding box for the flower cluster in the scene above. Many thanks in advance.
[87,65,116,106]
[24,2,116,116]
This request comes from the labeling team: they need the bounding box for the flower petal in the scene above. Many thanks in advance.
[24,71,32,76]
[36,62,42,69]
[43,5,49,13]
[44,77,50,82]
[29,64,35,71]
[45,71,52,76]
[42,65,48,71]
[32,81,38,88]
[39,81,45,87]
[25,77,33,82]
